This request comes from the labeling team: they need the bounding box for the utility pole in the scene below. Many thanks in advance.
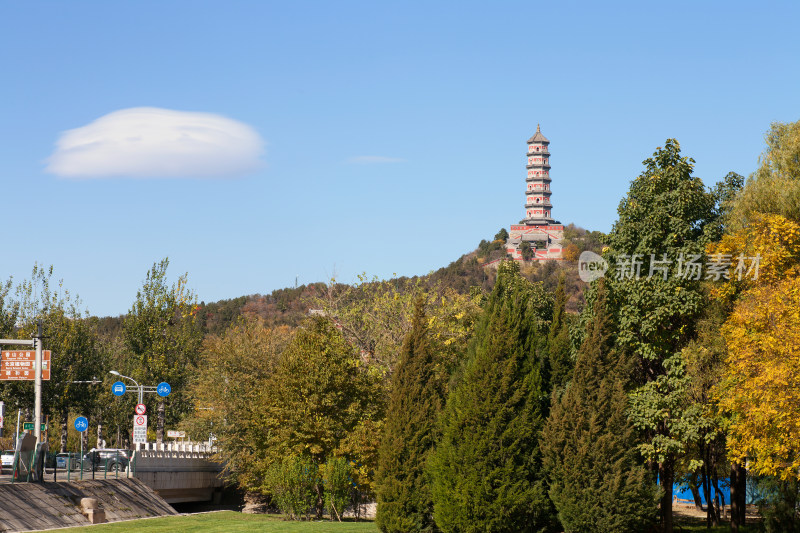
[0,336,37,445]
[34,320,44,445]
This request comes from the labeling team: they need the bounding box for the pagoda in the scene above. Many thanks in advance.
[506,125,564,260]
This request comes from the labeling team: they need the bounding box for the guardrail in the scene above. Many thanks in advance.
[1,442,220,485]
[134,441,217,454]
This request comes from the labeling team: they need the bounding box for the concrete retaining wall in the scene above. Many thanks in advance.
[131,442,224,504]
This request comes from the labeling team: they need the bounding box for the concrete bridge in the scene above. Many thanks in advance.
[129,441,225,503]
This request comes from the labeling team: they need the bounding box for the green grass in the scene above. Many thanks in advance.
[50,510,764,533]
[52,512,379,533]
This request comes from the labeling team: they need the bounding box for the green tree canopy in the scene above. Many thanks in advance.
[729,119,800,227]
[191,319,292,491]
[376,297,445,533]
[264,317,384,465]
[428,261,557,533]
[123,258,203,440]
[598,140,717,533]
[0,265,103,452]
[544,273,573,392]
[542,279,659,532]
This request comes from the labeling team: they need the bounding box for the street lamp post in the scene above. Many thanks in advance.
[108,372,172,445]
[109,371,143,404]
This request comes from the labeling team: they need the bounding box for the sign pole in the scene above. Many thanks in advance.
[33,321,44,445]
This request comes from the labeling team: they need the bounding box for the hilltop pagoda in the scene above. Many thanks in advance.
[506,125,564,260]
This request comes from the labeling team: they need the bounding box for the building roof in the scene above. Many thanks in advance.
[521,233,549,242]
[527,124,550,144]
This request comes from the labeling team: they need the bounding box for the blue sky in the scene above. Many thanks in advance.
[2,1,799,317]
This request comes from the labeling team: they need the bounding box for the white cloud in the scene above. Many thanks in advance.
[46,107,264,178]
[346,155,406,164]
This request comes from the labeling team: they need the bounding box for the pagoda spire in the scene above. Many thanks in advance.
[523,125,554,224]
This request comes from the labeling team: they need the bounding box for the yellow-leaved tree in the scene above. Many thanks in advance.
[718,276,800,479]
[713,214,800,479]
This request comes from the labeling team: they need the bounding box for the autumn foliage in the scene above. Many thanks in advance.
[718,276,800,479]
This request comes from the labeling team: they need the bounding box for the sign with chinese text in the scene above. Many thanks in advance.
[0,350,51,380]
[133,415,147,444]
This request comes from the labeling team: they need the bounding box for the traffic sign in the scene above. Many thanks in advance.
[24,422,47,431]
[157,382,171,397]
[135,404,146,415]
[112,381,126,396]
[0,350,51,380]
[0,416,3,429]
[133,414,147,444]
[74,416,89,432]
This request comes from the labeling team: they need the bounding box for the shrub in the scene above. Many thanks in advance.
[323,457,352,521]
[264,456,319,520]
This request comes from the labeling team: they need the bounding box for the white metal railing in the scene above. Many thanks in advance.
[134,441,217,454]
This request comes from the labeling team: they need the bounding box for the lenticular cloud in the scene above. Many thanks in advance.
[46,107,264,178]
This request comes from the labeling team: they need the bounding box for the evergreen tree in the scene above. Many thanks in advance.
[428,261,557,533]
[376,297,444,533]
[542,279,659,533]
[545,273,573,392]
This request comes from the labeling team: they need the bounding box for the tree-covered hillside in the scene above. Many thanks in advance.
[168,223,605,337]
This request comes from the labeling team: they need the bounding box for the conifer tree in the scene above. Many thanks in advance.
[428,261,557,533]
[545,273,573,392]
[375,297,443,533]
[542,279,659,533]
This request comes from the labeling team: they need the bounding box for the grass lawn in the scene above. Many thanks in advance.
[53,512,380,533]
[50,510,763,533]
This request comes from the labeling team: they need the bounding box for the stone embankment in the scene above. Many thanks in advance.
[0,478,177,532]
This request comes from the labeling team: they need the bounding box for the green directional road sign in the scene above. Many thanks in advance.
[23,422,46,431]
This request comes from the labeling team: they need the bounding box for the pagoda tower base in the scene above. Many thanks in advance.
[507,224,564,260]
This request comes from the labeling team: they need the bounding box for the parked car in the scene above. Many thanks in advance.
[1,449,15,474]
[82,448,132,472]
[55,452,81,471]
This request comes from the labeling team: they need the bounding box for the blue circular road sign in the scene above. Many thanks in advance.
[74,416,89,432]
[112,381,126,396]
[157,382,171,397]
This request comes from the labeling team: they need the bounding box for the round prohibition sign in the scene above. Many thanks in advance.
[135,415,146,426]
[135,404,146,415]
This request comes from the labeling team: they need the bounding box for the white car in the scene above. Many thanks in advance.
[0,449,15,473]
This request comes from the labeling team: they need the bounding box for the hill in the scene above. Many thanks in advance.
[170,223,605,336]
